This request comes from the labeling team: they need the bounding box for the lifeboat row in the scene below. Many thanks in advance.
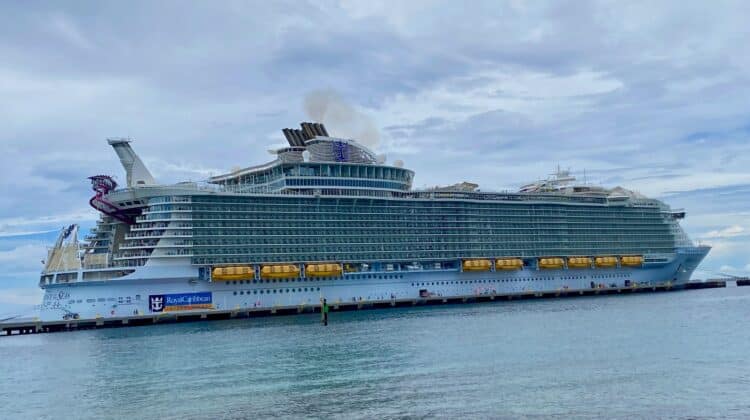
[462,258,526,271]
[543,256,644,269]
[212,263,343,281]
[462,255,644,271]
[463,259,525,271]
[214,255,646,280]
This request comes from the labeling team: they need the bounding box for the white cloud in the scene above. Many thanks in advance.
[0,287,44,307]
[0,243,48,272]
[702,225,746,239]
[716,264,750,276]
[0,211,96,236]
[0,229,57,238]
[47,13,94,50]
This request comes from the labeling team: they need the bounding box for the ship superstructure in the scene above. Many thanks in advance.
[37,122,709,320]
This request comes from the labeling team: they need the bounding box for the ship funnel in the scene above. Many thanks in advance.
[107,138,156,187]
[300,122,318,140]
[282,128,297,147]
[314,123,329,137]
[291,128,307,146]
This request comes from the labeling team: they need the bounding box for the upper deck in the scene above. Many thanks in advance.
[102,122,663,209]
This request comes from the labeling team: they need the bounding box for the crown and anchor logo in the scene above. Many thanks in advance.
[149,295,164,312]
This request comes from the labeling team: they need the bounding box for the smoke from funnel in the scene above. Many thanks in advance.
[304,89,380,148]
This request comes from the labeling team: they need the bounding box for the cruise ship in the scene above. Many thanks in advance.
[37,122,710,321]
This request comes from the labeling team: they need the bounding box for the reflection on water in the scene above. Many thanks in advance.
[2,288,750,419]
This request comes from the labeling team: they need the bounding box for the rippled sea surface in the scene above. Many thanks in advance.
[2,287,750,419]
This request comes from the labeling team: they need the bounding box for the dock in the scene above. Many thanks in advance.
[1,280,727,336]
[684,279,727,289]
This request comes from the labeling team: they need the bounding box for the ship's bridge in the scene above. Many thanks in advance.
[208,122,414,195]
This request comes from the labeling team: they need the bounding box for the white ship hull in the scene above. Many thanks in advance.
[39,247,709,321]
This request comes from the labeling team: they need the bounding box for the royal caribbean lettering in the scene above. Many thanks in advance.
[149,292,212,312]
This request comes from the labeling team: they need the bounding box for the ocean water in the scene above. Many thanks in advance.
[2,287,750,419]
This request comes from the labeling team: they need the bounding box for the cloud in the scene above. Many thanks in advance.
[702,225,746,239]
[0,243,49,274]
[0,229,58,238]
[47,13,94,50]
[0,212,96,237]
[0,287,43,307]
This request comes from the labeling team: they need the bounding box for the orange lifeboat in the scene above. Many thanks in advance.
[595,256,618,268]
[260,264,300,279]
[305,263,343,277]
[495,258,524,270]
[212,266,254,281]
[567,257,592,269]
[620,256,644,267]
[538,257,565,269]
[463,259,492,271]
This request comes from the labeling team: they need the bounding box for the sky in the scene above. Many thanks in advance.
[1,1,749,314]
